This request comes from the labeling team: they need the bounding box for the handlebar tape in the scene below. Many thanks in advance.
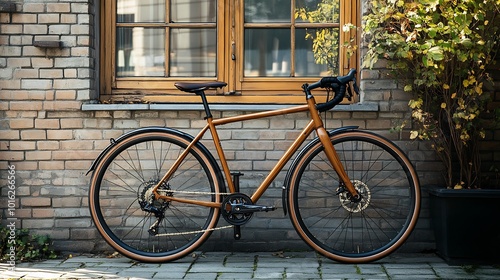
[307,69,358,112]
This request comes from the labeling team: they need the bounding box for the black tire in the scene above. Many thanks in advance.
[89,131,222,262]
[287,130,420,263]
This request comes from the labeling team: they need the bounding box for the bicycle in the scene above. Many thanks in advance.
[87,69,421,263]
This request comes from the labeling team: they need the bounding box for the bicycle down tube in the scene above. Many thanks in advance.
[152,96,358,207]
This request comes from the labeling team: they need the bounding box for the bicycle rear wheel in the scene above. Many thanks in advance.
[89,130,223,262]
[287,130,420,263]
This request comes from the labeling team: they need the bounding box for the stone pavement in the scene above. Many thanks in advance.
[1,251,499,279]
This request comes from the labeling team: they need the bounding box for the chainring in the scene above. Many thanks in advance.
[221,193,254,226]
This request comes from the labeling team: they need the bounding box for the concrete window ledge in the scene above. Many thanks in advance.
[81,102,379,112]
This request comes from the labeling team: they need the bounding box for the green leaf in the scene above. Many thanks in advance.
[427,46,444,61]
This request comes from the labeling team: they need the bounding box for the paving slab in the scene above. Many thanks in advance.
[1,252,499,279]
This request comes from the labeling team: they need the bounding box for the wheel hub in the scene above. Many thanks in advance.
[337,180,371,213]
[138,180,171,217]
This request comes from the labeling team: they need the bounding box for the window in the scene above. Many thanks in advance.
[100,0,359,103]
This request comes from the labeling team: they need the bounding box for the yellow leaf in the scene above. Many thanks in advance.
[443,84,450,90]
[409,131,419,140]
[440,103,446,109]
[453,183,463,190]
[451,93,457,99]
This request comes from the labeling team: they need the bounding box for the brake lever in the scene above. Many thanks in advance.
[346,84,353,101]
[352,77,360,95]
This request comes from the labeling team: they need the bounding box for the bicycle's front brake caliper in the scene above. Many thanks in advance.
[336,182,362,203]
[336,180,372,213]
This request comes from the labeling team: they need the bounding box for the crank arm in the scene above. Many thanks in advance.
[232,204,276,214]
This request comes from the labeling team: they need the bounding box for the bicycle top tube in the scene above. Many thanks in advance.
[174,69,359,113]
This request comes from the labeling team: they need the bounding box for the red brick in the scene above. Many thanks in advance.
[10,101,43,111]
[39,161,64,170]
[21,197,51,207]
[52,150,99,160]
[60,118,83,128]
[21,130,46,140]
[35,119,60,129]
[44,101,81,111]
[47,130,73,140]
[32,208,55,218]
[12,14,37,23]
[37,141,60,150]
[74,130,102,140]
[9,141,36,150]
[10,118,34,129]
[23,3,45,13]
[47,3,70,13]
[0,151,24,161]
[25,151,51,160]
[8,161,38,170]
[55,90,77,100]
[65,160,92,170]
[61,140,93,150]
[31,57,54,68]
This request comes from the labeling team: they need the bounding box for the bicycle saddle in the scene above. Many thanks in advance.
[174,82,227,93]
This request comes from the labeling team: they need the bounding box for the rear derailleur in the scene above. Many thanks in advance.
[138,180,171,236]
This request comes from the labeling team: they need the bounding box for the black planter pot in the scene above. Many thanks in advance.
[429,189,500,265]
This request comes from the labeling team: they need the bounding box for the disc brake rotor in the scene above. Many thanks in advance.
[338,180,371,213]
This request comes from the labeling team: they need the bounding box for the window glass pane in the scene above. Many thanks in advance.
[245,0,291,23]
[171,0,217,22]
[295,0,340,23]
[170,29,217,77]
[295,28,330,76]
[117,0,165,23]
[116,27,165,77]
[244,29,291,77]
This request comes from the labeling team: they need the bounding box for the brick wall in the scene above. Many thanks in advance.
[2,0,485,255]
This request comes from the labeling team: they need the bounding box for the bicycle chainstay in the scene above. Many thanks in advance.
[149,189,234,237]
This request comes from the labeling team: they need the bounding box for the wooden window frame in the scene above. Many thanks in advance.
[100,0,360,104]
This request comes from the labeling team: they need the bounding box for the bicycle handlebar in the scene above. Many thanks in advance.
[304,68,359,112]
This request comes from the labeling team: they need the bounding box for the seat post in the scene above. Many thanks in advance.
[195,90,212,119]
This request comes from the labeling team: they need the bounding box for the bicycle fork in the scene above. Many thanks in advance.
[308,100,360,201]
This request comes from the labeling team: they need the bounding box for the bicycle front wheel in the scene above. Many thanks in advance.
[89,130,223,262]
[287,130,420,263]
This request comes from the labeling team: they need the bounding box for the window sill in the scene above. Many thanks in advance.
[81,102,379,112]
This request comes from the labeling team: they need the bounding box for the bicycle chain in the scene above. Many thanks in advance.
[153,189,234,237]
[154,225,234,237]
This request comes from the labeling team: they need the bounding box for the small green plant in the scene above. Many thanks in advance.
[363,0,500,188]
[0,226,57,262]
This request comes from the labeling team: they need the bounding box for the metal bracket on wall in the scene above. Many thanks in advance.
[33,40,63,48]
[0,2,16,13]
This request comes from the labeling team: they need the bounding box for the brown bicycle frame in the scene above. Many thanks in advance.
[153,96,357,208]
